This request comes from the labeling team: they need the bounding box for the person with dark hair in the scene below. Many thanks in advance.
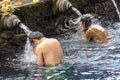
[28,31,64,66]
[80,17,112,44]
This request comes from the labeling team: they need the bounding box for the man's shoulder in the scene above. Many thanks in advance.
[41,38,59,45]
[91,24,105,32]
[47,38,59,42]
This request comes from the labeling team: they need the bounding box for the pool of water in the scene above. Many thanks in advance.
[1,21,120,80]
[60,22,120,80]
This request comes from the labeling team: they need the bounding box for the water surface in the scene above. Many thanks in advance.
[1,21,120,80]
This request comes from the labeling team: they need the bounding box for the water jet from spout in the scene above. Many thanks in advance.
[111,0,120,20]
[20,38,37,63]
[19,23,32,36]
[68,7,82,26]
[72,7,82,17]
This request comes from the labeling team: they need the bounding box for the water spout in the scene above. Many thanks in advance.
[0,14,21,30]
[54,0,72,12]
[19,23,32,36]
[111,0,120,20]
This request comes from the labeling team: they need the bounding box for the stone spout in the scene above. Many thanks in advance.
[0,14,21,30]
[52,0,72,13]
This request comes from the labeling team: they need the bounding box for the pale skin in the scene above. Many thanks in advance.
[33,37,64,66]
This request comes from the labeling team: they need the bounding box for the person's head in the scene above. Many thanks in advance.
[29,31,44,45]
[80,17,92,32]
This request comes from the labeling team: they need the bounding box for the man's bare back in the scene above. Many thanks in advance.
[34,37,64,66]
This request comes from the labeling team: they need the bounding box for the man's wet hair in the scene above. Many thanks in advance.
[81,17,92,31]
[29,31,44,43]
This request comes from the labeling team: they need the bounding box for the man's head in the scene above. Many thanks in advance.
[29,31,44,44]
[80,17,92,32]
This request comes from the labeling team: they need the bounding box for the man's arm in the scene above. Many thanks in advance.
[35,48,44,66]
[83,30,92,42]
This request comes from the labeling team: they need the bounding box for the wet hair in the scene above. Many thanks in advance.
[28,31,44,43]
[81,17,92,31]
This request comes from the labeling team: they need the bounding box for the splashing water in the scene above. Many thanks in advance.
[19,23,36,63]
[111,0,120,20]
[19,23,32,36]
[20,38,37,63]
[19,23,36,62]
[68,7,94,27]
[59,17,120,69]
[58,20,120,79]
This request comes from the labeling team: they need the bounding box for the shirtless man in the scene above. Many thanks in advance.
[28,31,64,66]
[80,17,112,44]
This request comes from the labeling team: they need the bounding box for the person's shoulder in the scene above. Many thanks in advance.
[91,24,103,28]
[48,38,60,44]
[91,24,105,32]
[41,38,59,45]
[48,38,59,41]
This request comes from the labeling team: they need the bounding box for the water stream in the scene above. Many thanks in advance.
[20,38,37,64]
[19,23,32,36]
[19,23,37,63]
[67,7,82,26]
[111,0,120,20]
